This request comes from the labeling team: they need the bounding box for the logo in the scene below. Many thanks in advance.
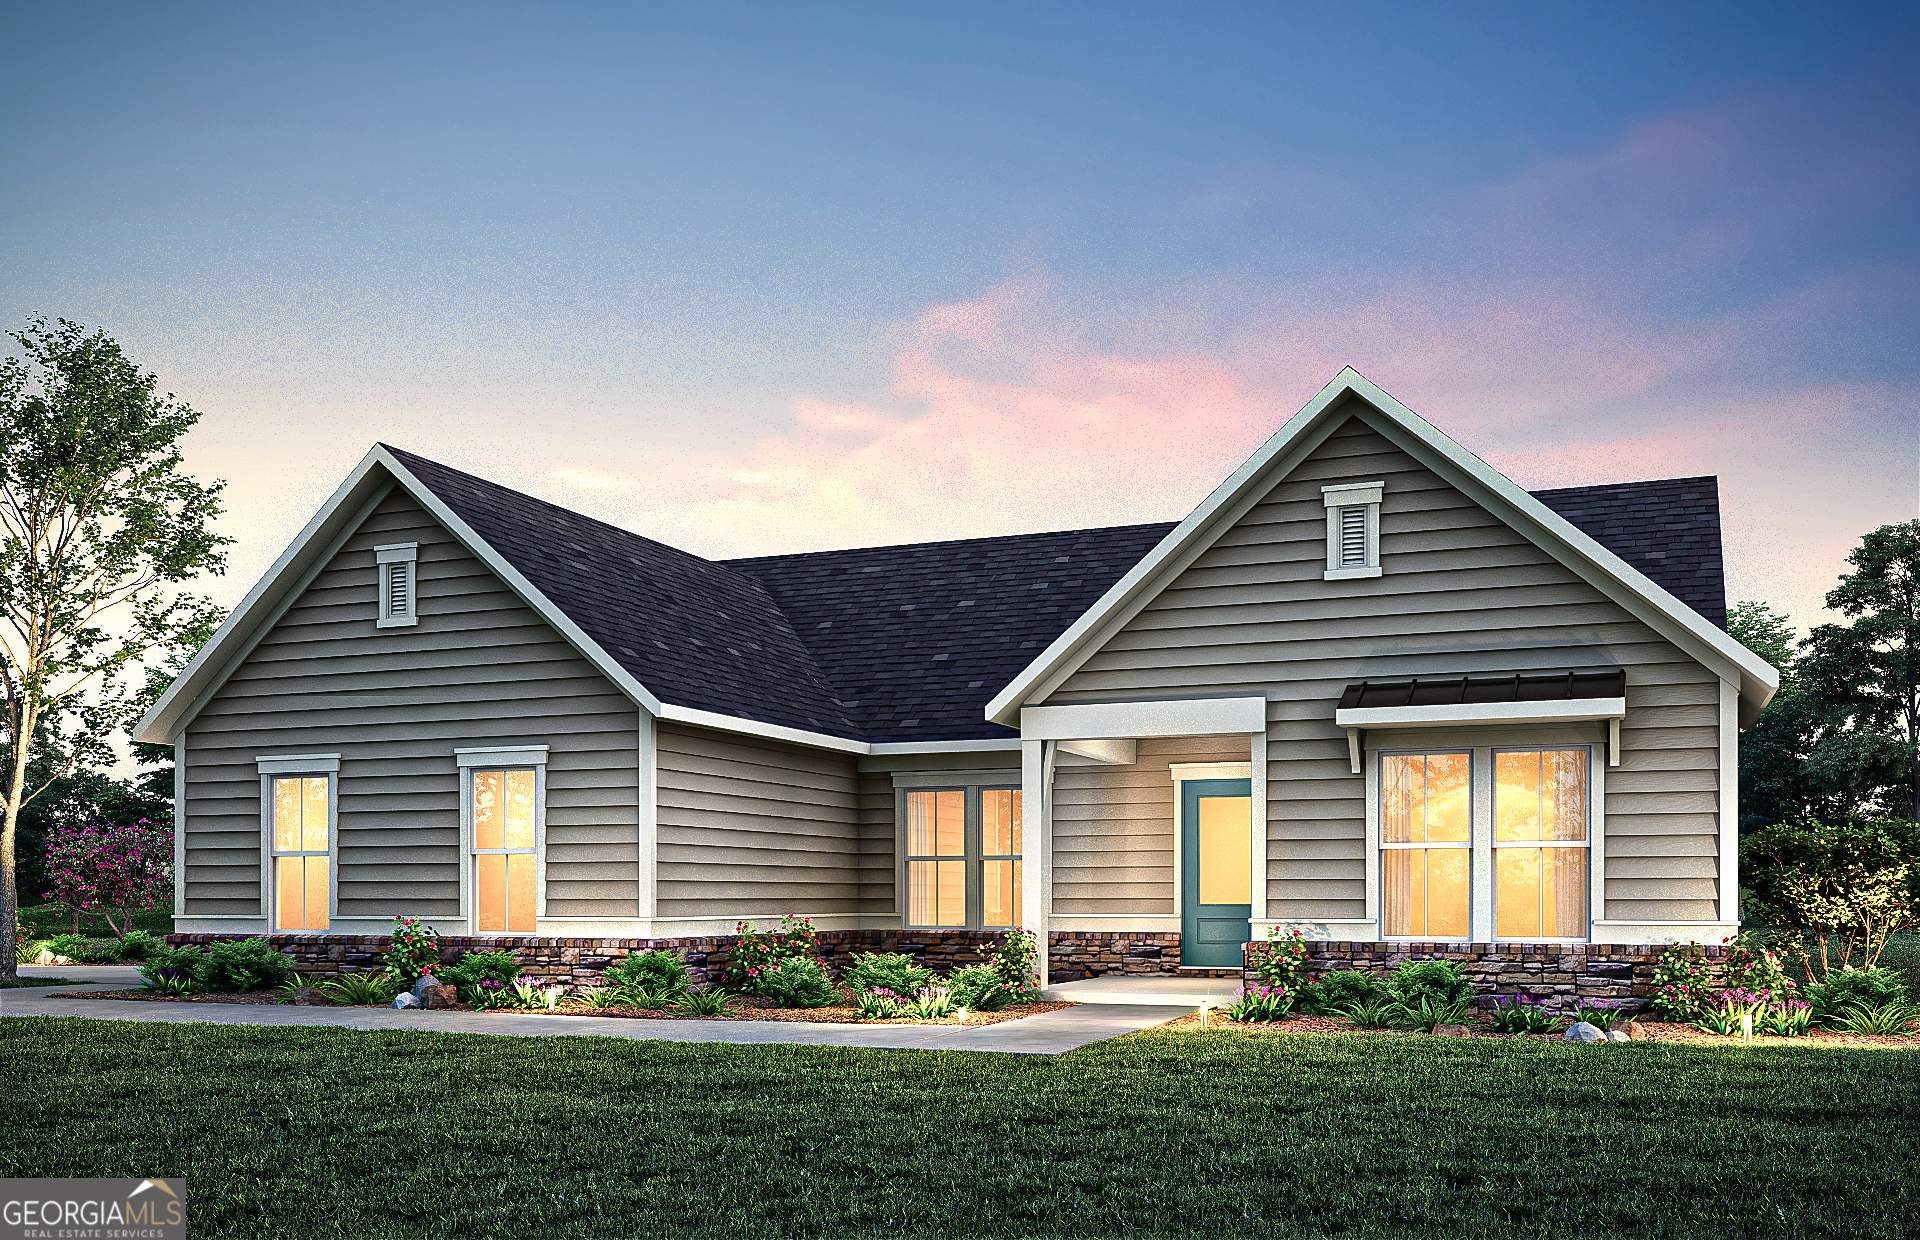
[0,1177,186,1240]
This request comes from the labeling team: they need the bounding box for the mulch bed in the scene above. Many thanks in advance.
[56,989,1074,1027]
[1149,1010,1918,1048]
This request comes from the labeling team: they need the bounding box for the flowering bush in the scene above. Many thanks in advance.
[1693,988,1774,1036]
[991,929,1042,997]
[382,917,442,983]
[1651,933,1798,1023]
[747,955,836,1008]
[906,985,957,1020]
[726,914,819,987]
[42,819,174,937]
[436,949,522,1002]
[1244,927,1312,993]
[853,988,909,1020]
[1759,1000,1814,1037]
[1573,1000,1626,1031]
[947,964,1015,1012]
[1226,984,1292,1023]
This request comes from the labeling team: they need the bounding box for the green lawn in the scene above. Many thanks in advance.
[0,977,75,988]
[1,1019,1914,1239]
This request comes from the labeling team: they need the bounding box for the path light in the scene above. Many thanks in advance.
[547,987,561,1010]
[1741,1011,1753,1042]
[956,1008,968,1024]
[1198,1001,1210,1028]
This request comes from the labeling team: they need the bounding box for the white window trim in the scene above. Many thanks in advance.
[457,749,548,935]
[375,542,419,628]
[1322,481,1383,580]
[255,757,340,933]
[897,781,1023,930]
[1364,740,1603,943]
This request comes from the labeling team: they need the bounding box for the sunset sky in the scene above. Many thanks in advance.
[3,2,1914,636]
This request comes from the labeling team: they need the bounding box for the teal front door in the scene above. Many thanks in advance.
[1180,778,1253,968]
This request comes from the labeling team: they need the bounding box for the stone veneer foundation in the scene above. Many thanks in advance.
[166,931,1691,1007]
[1248,941,1711,1015]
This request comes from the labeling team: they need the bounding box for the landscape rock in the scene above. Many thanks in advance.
[422,984,458,1009]
[1606,1030,1630,1042]
[1564,1021,1607,1043]
[292,988,326,1006]
[410,974,439,1000]
[1433,1024,1473,1038]
[391,992,418,1010]
[1626,1019,1647,1040]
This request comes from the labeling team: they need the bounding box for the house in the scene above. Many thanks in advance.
[136,369,1778,982]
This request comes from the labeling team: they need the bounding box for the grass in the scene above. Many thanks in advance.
[1,1019,1914,1239]
[15,902,174,941]
[0,977,74,988]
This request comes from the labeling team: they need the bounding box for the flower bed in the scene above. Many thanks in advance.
[1148,1009,1918,1048]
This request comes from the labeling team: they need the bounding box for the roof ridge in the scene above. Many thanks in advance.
[719,519,1181,566]
[1529,475,1716,495]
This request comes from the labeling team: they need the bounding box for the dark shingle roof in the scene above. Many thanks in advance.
[384,446,864,739]
[385,447,1728,744]
[1529,476,1727,630]
[723,524,1177,745]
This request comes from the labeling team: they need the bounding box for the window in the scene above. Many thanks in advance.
[270,774,331,931]
[471,769,539,932]
[456,746,547,934]
[1494,749,1588,939]
[1322,481,1383,580]
[903,786,1022,929]
[1377,746,1592,941]
[376,542,419,628]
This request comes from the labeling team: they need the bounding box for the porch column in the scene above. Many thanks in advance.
[1021,739,1053,988]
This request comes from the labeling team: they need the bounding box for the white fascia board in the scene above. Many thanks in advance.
[1331,374,1779,724]
[1335,698,1627,729]
[655,704,868,755]
[1056,738,1138,765]
[984,367,1780,729]
[867,738,1024,755]
[1020,696,1267,741]
[984,372,1365,726]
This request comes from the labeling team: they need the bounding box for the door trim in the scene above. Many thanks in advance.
[1179,776,1254,967]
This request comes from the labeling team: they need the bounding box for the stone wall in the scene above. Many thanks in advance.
[166,929,1013,993]
[1243,940,1702,1015]
[1045,931,1181,981]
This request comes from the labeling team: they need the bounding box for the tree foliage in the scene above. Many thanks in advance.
[42,818,175,938]
[1741,818,1920,980]
[0,316,230,976]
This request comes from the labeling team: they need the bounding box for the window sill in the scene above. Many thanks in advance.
[1323,566,1382,581]
[375,615,419,628]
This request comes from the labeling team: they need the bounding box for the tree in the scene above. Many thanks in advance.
[1741,818,1920,979]
[41,818,175,937]
[0,317,229,978]
[1798,521,1920,821]
[1728,599,1799,677]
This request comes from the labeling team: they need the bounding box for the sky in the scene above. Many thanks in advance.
[3,0,1915,640]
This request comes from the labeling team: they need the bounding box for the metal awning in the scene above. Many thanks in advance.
[1333,668,1628,772]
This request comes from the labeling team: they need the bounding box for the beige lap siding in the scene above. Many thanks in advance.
[856,772,897,915]
[653,722,863,919]
[1047,406,1723,924]
[1051,736,1252,916]
[181,489,640,921]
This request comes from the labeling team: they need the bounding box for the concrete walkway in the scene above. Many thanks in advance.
[2,967,1186,1055]
[1043,974,1246,1007]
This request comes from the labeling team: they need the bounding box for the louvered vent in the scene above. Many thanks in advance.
[1339,506,1368,566]
[387,561,411,617]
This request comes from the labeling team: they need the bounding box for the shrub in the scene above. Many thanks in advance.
[1400,995,1470,1032]
[991,930,1042,997]
[907,985,958,1020]
[201,937,295,992]
[1573,1001,1626,1032]
[319,971,399,1006]
[853,989,907,1020]
[946,964,1014,1012]
[42,933,92,961]
[1809,966,1909,1024]
[382,917,441,984]
[1303,969,1386,1014]
[1649,942,1719,1021]
[138,947,207,995]
[840,951,935,997]
[1341,996,1400,1028]
[1225,984,1292,1023]
[749,956,836,1008]
[1743,818,1920,979]
[436,949,522,1002]
[1691,988,1771,1037]
[608,949,690,995]
[41,819,174,938]
[112,929,162,961]
[1244,927,1312,993]
[1387,960,1472,1008]
[1830,1000,1919,1036]
[1483,994,1559,1034]
[15,939,44,965]
[674,988,737,1016]
[726,914,819,988]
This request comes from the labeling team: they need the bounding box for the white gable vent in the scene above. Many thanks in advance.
[375,543,420,628]
[1322,482,1383,580]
